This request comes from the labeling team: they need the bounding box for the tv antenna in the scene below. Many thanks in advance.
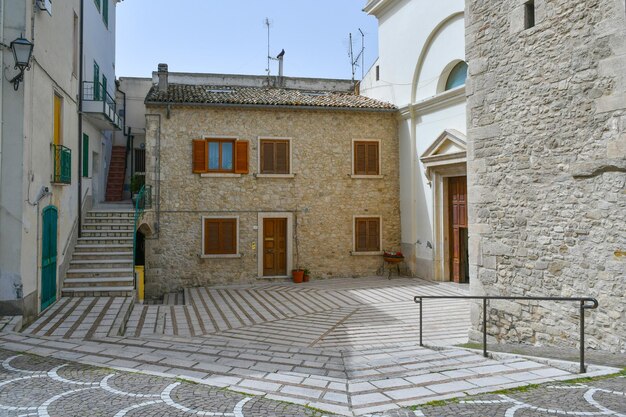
[349,29,365,83]
[265,18,278,78]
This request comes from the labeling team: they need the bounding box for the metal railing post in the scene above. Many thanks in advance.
[419,298,423,347]
[580,300,586,373]
[483,298,488,358]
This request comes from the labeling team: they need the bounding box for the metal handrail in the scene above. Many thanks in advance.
[132,185,152,290]
[52,144,71,184]
[414,295,599,374]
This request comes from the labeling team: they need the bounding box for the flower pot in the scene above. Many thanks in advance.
[292,269,304,283]
[303,274,310,282]
[383,256,404,264]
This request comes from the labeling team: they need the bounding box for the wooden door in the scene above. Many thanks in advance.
[263,218,287,276]
[41,206,58,310]
[449,177,468,283]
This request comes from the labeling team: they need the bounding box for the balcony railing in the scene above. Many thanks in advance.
[82,81,122,129]
[52,144,71,184]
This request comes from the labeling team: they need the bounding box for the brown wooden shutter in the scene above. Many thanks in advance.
[234,141,249,174]
[204,220,220,254]
[275,141,289,174]
[366,143,379,175]
[261,141,274,174]
[356,219,368,251]
[192,140,208,173]
[367,218,380,251]
[355,142,366,175]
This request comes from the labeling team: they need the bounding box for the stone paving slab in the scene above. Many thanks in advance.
[4,277,621,415]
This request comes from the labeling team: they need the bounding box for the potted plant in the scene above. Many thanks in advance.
[292,268,304,283]
[303,269,310,282]
[383,250,404,264]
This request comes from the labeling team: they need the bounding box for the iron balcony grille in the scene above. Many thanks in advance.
[82,81,122,129]
[52,144,71,184]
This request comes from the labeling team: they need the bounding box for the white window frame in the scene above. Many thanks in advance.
[199,135,242,178]
[256,136,295,178]
[351,138,383,179]
[200,215,241,258]
[352,215,383,255]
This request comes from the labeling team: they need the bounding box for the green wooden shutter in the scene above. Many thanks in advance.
[102,75,107,99]
[93,61,100,100]
[82,134,89,177]
[102,0,109,27]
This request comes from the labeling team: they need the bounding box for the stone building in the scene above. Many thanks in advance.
[466,0,626,352]
[141,66,400,297]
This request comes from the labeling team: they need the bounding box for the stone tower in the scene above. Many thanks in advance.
[466,0,626,352]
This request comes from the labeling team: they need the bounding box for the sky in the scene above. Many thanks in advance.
[115,1,379,80]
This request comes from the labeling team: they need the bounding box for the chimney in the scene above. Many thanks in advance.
[157,63,168,92]
[276,49,285,87]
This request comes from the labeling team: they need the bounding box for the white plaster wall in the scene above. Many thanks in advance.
[83,0,116,99]
[360,0,464,106]
[20,1,80,308]
[361,0,466,279]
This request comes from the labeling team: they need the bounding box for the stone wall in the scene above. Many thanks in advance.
[466,0,626,352]
[143,106,400,297]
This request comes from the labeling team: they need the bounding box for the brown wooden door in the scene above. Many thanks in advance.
[263,218,287,276]
[449,176,468,283]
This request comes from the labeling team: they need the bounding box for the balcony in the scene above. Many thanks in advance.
[82,81,123,130]
[52,144,71,184]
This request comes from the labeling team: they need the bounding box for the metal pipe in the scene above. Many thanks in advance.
[77,0,84,237]
[580,300,585,373]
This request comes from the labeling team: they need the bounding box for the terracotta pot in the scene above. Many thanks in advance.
[292,269,304,283]
[303,274,310,282]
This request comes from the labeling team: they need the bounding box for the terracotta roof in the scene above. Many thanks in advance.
[145,84,396,111]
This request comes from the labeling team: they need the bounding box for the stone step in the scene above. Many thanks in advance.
[83,217,135,225]
[88,210,134,217]
[77,237,133,245]
[66,268,134,278]
[63,276,134,287]
[69,259,133,269]
[80,230,133,238]
[72,251,133,260]
[81,223,134,230]
[61,287,134,297]
[74,244,133,253]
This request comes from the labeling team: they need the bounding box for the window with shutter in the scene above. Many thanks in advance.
[203,218,238,255]
[193,138,248,175]
[260,139,290,174]
[353,141,380,175]
[234,140,249,174]
[354,217,381,252]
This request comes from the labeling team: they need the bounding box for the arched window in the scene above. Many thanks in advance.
[445,61,468,91]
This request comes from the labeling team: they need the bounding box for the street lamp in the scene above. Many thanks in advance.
[9,35,34,90]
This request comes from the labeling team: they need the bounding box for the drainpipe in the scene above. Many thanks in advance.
[0,0,5,191]
[77,0,84,237]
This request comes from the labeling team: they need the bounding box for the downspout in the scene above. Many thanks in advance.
[77,0,84,237]
[0,0,5,190]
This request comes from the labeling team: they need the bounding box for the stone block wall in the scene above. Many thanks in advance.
[466,0,626,352]
[142,106,400,297]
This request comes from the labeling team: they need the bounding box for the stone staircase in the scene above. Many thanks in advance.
[62,209,135,297]
[105,146,126,201]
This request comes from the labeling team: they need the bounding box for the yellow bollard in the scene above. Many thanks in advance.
[135,266,145,302]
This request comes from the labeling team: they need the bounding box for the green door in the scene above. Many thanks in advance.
[41,206,58,310]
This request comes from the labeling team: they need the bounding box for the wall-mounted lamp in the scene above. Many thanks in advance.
[1,34,34,91]
[9,35,34,90]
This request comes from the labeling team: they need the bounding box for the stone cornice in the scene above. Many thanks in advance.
[363,0,400,16]
[399,86,466,120]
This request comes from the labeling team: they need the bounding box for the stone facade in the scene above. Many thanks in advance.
[142,105,400,298]
[466,0,626,352]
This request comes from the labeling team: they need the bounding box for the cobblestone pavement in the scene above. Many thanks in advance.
[0,349,623,417]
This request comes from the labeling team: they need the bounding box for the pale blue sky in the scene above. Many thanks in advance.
[116,1,378,80]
